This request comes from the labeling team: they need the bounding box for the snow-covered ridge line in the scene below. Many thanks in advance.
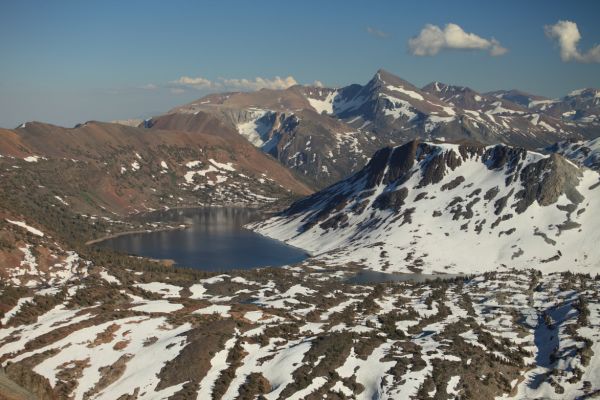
[252,140,600,274]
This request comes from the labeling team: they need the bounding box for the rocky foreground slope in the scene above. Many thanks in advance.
[253,140,600,274]
[1,215,600,399]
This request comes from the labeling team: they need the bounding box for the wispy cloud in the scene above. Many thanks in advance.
[170,75,298,92]
[140,83,158,90]
[408,23,507,56]
[172,76,214,90]
[367,26,389,38]
[545,20,600,63]
[220,76,298,91]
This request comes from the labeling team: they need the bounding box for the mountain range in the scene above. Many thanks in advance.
[1,68,599,243]
[2,69,600,400]
[141,69,600,188]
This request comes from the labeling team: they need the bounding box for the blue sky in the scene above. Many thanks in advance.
[0,0,599,128]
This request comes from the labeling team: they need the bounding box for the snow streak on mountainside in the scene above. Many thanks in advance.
[253,140,600,274]
[421,81,579,142]
[486,89,552,109]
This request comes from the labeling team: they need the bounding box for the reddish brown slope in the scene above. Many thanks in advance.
[0,120,312,197]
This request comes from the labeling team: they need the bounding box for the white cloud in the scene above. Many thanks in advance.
[170,87,186,94]
[220,76,298,91]
[170,75,298,91]
[545,20,600,63]
[367,26,389,38]
[408,23,507,56]
[172,76,214,89]
[140,83,158,90]
[312,80,324,88]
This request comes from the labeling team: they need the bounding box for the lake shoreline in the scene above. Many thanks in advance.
[92,207,310,270]
[85,224,189,246]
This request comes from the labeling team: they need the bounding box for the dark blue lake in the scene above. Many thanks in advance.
[97,207,308,271]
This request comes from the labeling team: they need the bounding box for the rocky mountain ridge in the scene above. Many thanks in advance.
[144,69,599,189]
[253,140,600,273]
